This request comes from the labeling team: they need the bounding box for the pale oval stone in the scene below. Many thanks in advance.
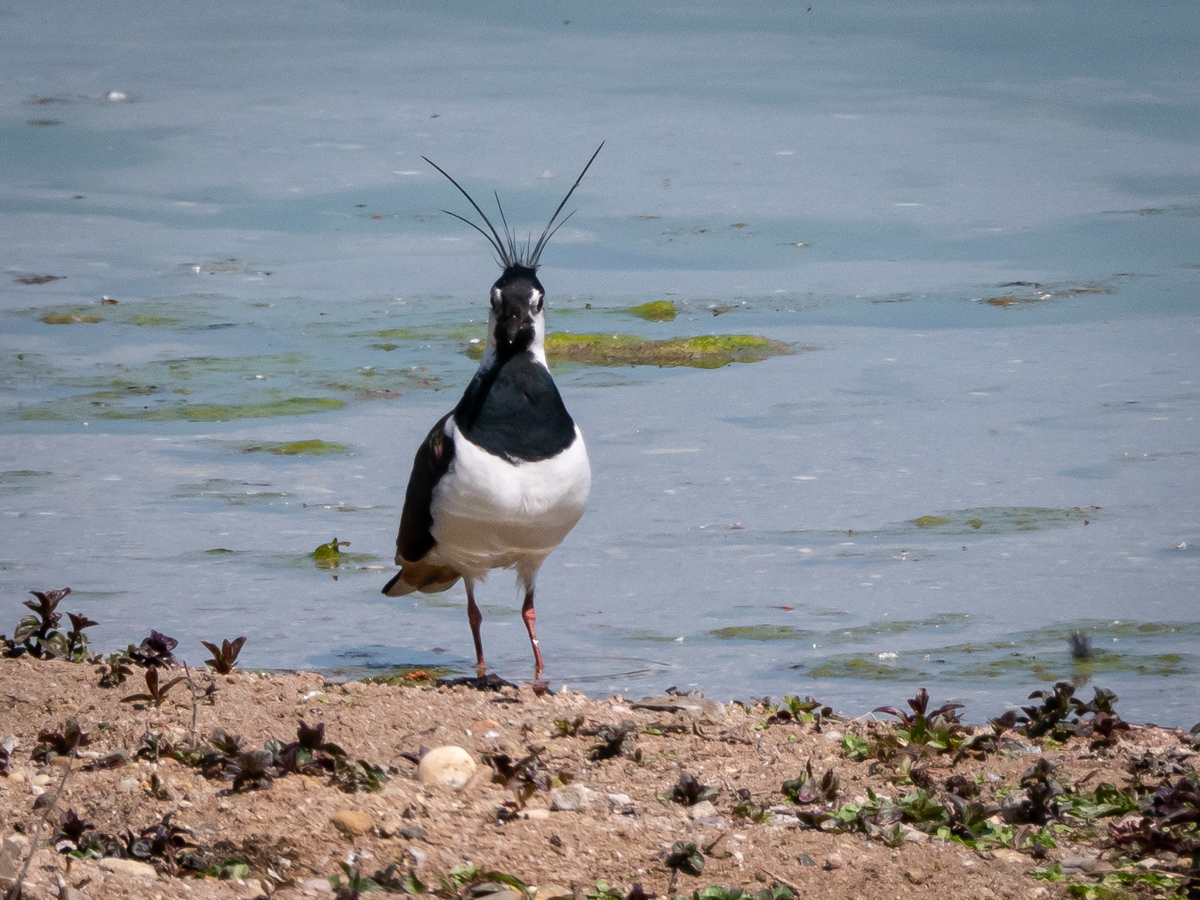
[418,745,476,788]
[825,852,844,870]
[332,809,374,836]
[31,773,52,786]
[532,884,573,900]
[522,808,551,820]
[688,800,718,820]
[99,857,157,878]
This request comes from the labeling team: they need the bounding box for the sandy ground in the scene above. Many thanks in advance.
[1,656,1197,900]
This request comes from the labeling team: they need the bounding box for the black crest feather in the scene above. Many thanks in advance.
[423,143,603,270]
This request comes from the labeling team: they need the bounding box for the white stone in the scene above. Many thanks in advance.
[418,746,477,788]
[550,783,600,812]
[1,834,31,879]
[688,800,718,820]
[99,857,157,878]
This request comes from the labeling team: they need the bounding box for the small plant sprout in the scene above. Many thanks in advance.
[589,721,638,761]
[873,687,965,750]
[129,630,180,668]
[201,636,247,674]
[781,760,840,805]
[34,718,90,763]
[670,772,718,806]
[665,840,705,878]
[121,666,187,707]
[3,587,98,661]
[731,788,773,823]
[553,715,585,736]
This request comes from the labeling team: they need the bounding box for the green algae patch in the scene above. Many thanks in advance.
[907,506,1095,535]
[102,397,344,421]
[624,300,678,322]
[372,324,484,342]
[805,655,930,681]
[42,312,102,325]
[710,624,818,641]
[952,648,1191,682]
[307,537,378,572]
[825,613,972,644]
[0,470,52,492]
[172,479,291,506]
[128,314,185,327]
[361,666,456,685]
[542,333,790,369]
[913,515,951,528]
[238,440,351,456]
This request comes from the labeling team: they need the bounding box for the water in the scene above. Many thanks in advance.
[2,1,1199,725]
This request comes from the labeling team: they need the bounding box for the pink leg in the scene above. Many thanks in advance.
[521,585,544,678]
[466,581,485,674]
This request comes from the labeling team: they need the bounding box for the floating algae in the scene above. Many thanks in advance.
[20,394,344,422]
[907,506,1095,535]
[709,624,819,641]
[236,440,351,456]
[42,312,102,325]
[542,333,790,369]
[623,300,678,322]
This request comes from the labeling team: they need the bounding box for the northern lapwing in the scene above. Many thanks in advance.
[382,145,602,678]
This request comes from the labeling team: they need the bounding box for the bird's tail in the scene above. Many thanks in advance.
[381,563,460,597]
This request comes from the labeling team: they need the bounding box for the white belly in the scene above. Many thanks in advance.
[430,425,590,582]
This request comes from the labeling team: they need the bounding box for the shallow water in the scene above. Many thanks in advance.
[2,1,1199,724]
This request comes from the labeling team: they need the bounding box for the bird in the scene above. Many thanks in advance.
[382,144,602,678]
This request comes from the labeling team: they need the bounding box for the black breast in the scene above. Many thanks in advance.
[454,353,577,462]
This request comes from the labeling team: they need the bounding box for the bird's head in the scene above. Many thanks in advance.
[488,264,545,360]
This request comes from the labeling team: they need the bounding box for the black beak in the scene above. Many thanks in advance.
[496,307,535,352]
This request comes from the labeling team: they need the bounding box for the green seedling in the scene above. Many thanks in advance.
[665,841,705,877]
[34,718,90,763]
[781,760,839,805]
[128,630,179,668]
[589,722,638,761]
[121,666,187,707]
[2,588,97,661]
[670,772,718,806]
[201,636,247,674]
[874,687,965,751]
[553,715,585,736]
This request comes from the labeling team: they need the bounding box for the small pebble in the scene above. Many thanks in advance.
[825,852,843,870]
[687,800,718,820]
[550,783,600,812]
[31,773,52,787]
[332,810,373,837]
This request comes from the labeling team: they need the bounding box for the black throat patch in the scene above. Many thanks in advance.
[454,352,577,463]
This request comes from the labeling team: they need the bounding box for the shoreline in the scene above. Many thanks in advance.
[2,656,1198,900]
